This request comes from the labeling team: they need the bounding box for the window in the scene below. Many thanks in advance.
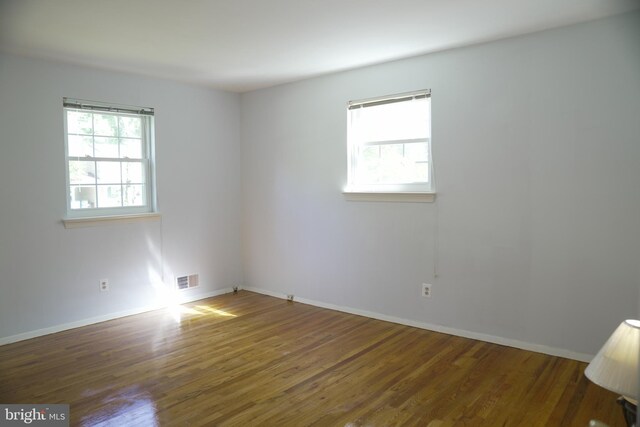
[63,98,156,218]
[346,90,433,196]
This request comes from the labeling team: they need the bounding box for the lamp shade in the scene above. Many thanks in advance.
[585,319,640,400]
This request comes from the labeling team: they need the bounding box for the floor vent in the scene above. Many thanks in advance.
[176,274,199,290]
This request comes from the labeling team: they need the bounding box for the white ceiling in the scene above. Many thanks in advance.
[1,0,638,92]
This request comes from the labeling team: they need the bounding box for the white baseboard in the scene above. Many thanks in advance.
[0,287,233,346]
[2,286,594,363]
[243,286,594,363]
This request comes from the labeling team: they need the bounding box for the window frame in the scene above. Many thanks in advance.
[345,90,434,198]
[62,98,157,219]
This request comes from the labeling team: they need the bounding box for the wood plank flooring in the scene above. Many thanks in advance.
[0,291,624,426]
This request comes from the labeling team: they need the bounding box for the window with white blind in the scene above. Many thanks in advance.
[63,98,156,218]
[345,90,433,197]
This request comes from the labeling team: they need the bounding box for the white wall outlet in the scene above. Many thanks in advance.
[422,283,432,298]
[99,279,109,292]
[286,294,294,302]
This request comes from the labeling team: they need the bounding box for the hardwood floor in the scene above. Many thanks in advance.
[0,291,624,426]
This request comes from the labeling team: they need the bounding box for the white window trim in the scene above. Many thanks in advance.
[345,89,435,201]
[62,212,162,229]
[342,191,435,203]
[62,98,157,221]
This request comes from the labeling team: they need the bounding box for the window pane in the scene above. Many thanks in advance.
[410,162,429,183]
[94,137,119,158]
[68,135,93,157]
[120,138,142,159]
[123,185,145,206]
[119,116,141,138]
[67,111,93,135]
[351,97,429,143]
[379,145,405,183]
[94,114,118,137]
[380,144,404,159]
[122,162,144,184]
[69,185,96,209]
[361,145,380,161]
[96,162,121,184]
[69,161,95,185]
[358,147,381,183]
[97,185,122,207]
[404,142,429,162]
[356,143,430,184]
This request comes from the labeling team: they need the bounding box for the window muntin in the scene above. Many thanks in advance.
[347,90,432,192]
[63,99,155,217]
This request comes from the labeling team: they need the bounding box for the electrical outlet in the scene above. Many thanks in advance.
[233,286,239,294]
[99,279,109,292]
[422,283,432,298]
[287,294,294,302]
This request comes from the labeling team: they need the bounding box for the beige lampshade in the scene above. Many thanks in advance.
[585,319,640,400]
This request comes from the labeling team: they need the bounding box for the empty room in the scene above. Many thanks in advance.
[1,1,639,426]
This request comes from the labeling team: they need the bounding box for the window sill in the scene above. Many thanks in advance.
[62,212,161,229]
[342,191,436,203]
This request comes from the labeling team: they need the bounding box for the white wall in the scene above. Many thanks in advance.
[0,53,243,341]
[240,12,640,357]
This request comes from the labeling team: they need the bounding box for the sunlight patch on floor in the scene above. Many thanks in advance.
[166,304,237,322]
[195,305,236,317]
[81,387,159,427]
